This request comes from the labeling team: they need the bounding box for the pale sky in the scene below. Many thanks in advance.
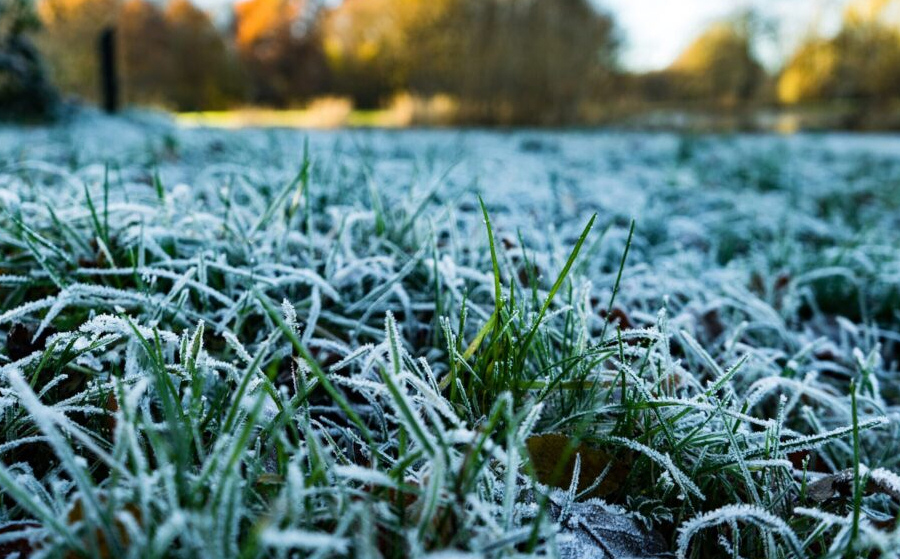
[196,0,854,71]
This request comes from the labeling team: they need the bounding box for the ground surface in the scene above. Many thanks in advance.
[0,112,899,558]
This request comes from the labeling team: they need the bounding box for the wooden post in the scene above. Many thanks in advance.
[99,27,119,114]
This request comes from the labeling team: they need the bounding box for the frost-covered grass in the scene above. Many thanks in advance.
[0,114,899,558]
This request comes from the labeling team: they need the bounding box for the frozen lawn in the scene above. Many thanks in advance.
[0,112,899,557]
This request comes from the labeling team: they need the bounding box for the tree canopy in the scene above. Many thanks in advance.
[666,16,766,105]
[234,0,328,106]
[326,0,619,122]
[779,0,900,104]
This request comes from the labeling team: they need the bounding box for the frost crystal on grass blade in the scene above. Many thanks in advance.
[677,505,804,558]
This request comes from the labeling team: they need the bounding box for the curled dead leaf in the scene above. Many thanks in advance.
[806,466,900,504]
[547,490,672,559]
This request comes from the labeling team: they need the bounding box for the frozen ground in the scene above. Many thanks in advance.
[0,112,899,557]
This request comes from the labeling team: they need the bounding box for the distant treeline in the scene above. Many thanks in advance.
[5,0,900,125]
[27,0,619,124]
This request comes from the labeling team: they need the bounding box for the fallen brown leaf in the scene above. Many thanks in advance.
[526,433,631,499]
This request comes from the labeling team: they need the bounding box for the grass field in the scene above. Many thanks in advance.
[1,113,899,558]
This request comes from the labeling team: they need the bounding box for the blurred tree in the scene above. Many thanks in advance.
[839,3,900,100]
[323,0,408,108]
[1,0,41,36]
[777,39,839,104]
[37,0,120,102]
[666,15,766,105]
[40,0,242,110]
[844,0,900,26]
[779,0,900,104]
[234,0,328,106]
[416,0,619,123]
[163,0,242,110]
[324,0,619,123]
[457,0,619,123]
[119,0,172,107]
[0,0,59,118]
